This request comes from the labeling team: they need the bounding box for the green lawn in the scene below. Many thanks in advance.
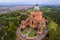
[21,29,27,35]
[26,26,30,30]
[28,29,36,37]
[28,33,36,37]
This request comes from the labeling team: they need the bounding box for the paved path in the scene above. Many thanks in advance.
[16,26,48,40]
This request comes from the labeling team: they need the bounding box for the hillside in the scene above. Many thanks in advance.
[0,6,60,40]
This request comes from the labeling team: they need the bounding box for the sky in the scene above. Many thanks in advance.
[0,0,60,4]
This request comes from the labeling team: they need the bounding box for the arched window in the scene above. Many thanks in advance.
[33,15,35,17]
[32,21,33,24]
[33,15,34,17]
[38,22,40,25]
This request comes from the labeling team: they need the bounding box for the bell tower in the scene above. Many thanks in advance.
[34,3,40,11]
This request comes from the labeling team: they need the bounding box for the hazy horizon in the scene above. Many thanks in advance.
[0,0,60,5]
[0,3,60,6]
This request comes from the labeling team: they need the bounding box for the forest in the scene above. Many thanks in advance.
[0,6,60,40]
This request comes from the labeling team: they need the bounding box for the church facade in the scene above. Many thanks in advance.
[20,4,46,34]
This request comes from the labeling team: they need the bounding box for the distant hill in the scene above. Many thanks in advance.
[0,4,60,15]
[0,6,33,15]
